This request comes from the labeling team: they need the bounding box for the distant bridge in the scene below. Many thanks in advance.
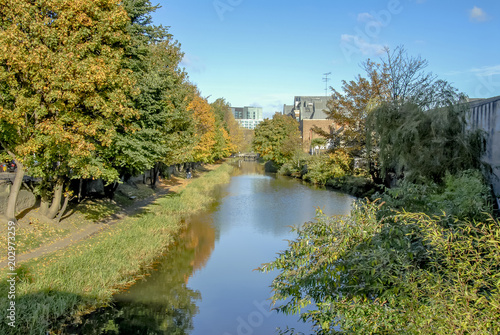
[235,153,260,161]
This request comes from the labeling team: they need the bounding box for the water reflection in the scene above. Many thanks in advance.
[233,159,266,176]
[64,162,354,334]
[216,166,353,237]
[64,216,217,334]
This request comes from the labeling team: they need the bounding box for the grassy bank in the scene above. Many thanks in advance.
[276,157,379,198]
[0,163,234,335]
[0,180,157,259]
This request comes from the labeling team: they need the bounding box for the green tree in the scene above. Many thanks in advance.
[252,114,301,166]
[0,0,136,222]
[310,137,327,156]
[367,93,485,184]
[100,0,196,192]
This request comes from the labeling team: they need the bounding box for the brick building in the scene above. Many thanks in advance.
[283,96,336,152]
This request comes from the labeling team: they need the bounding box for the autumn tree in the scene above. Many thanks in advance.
[101,0,196,191]
[211,98,243,153]
[211,124,232,161]
[0,0,136,222]
[252,114,301,166]
[321,46,481,185]
[321,60,390,158]
[189,95,217,163]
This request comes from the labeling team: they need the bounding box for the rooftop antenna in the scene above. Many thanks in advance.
[323,72,332,96]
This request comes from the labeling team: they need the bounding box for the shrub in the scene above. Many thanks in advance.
[326,175,378,198]
[433,169,492,221]
[378,169,492,221]
[278,158,305,177]
[302,151,352,185]
[261,201,500,334]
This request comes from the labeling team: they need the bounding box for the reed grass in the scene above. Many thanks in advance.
[0,163,234,335]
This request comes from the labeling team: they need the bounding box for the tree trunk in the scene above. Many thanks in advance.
[78,178,83,203]
[369,161,383,185]
[150,163,160,189]
[55,194,70,223]
[39,198,50,216]
[45,178,64,220]
[5,159,25,223]
[104,181,119,201]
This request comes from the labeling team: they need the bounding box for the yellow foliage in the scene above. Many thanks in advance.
[0,0,136,178]
[188,96,216,162]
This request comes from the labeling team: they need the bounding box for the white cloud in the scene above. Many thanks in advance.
[470,65,500,77]
[469,6,489,22]
[357,13,374,22]
[181,54,206,73]
[356,12,383,27]
[444,65,500,77]
[340,34,386,56]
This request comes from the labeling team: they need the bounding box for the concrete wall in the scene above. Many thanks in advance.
[469,96,500,198]
[0,181,36,215]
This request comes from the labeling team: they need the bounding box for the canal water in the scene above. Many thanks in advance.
[69,162,354,334]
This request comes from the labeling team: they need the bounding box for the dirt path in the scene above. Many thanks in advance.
[0,166,216,269]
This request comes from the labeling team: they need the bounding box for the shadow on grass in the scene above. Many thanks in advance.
[0,289,99,335]
[0,264,82,335]
[79,201,119,222]
[15,201,39,221]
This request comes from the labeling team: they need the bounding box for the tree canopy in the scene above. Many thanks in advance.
[252,114,301,166]
[321,46,485,186]
[322,59,390,157]
[0,0,241,221]
[0,0,137,220]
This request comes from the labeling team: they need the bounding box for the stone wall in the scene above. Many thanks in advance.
[469,96,500,199]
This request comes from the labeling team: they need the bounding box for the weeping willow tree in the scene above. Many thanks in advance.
[357,46,487,185]
[317,46,476,184]
[367,92,486,184]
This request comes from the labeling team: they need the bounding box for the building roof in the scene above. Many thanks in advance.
[293,96,331,120]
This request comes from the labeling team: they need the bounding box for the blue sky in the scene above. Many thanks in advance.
[151,0,500,118]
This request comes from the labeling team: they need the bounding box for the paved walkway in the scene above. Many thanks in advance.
[0,178,184,269]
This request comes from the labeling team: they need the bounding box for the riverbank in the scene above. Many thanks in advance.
[60,160,355,334]
[0,162,234,335]
[264,159,380,199]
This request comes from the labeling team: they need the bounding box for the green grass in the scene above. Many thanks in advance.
[0,163,234,335]
[0,180,160,259]
[1,220,70,258]
[77,199,120,222]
